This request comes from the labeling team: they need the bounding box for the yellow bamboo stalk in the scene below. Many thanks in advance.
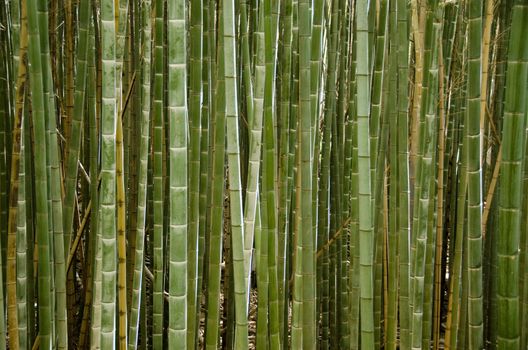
[66,201,92,272]
[382,170,390,341]
[480,0,495,145]
[433,41,446,350]
[64,0,75,141]
[482,145,502,237]
[115,68,135,350]
[409,0,424,187]
[315,217,352,259]
[32,335,40,350]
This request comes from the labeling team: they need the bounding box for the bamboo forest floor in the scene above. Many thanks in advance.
[194,192,452,349]
[196,284,450,349]
[197,287,259,349]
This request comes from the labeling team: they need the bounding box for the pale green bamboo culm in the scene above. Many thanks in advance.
[167,0,188,347]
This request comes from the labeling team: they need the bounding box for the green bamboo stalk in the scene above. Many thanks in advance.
[309,0,324,152]
[196,3,212,337]
[61,0,92,344]
[396,0,411,346]
[465,1,484,348]
[445,166,468,350]
[458,214,469,350]
[151,0,165,346]
[496,3,528,348]
[291,1,304,345]
[222,0,249,346]
[385,2,399,348]
[0,52,7,309]
[348,20,360,348]
[98,0,118,345]
[257,184,269,350]
[355,0,375,347]
[443,8,467,348]
[187,0,202,346]
[446,74,468,350]
[26,0,54,345]
[5,3,28,345]
[318,0,338,345]
[63,0,75,143]
[369,0,388,207]
[127,1,151,340]
[124,0,141,307]
[521,111,528,349]
[240,1,256,304]
[115,0,129,102]
[432,26,447,350]
[262,0,281,347]
[486,2,512,345]
[374,64,389,350]
[10,0,20,77]
[32,0,68,344]
[242,0,263,297]
[410,3,441,348]
[16,120,28,350]
[62,0,92,266]
[317,20,334,347]
[166,0,188,347]
[0,192,6,350]
[420,7,445,341]
[371,2,389,347]
[336,3,351,346]
[298,0,316,347]
[277,0,293,340]
[283,0,300,346]
[204,7,226,347]
[341,110,353,350]
[81,25,98,349]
